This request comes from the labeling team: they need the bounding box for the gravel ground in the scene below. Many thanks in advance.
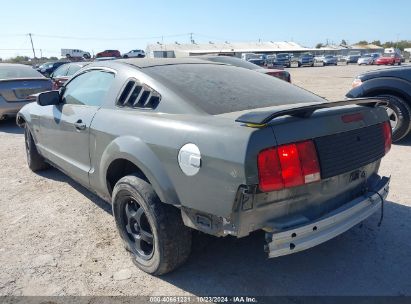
[0,64,410,296]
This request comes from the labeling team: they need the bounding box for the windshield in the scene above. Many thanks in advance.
[383,53,394,57]
[145,64,324,115]
[0,65,44,79]
[39,62,54,69]
[276,54,289,59]
[325,55,334,58]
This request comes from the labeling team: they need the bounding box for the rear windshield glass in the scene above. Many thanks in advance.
[145,64,323,115]
[0,65,43,79]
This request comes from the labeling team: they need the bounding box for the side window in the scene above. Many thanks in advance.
[62,70,114,107]
[67,64,82,76]
[52,64,69,77]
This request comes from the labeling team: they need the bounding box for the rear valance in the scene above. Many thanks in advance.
[235,98,388,125]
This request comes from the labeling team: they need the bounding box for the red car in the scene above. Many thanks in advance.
[374,53,402,66]
[96,49,121,58]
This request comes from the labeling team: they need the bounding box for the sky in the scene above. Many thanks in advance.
[0,0,410,59]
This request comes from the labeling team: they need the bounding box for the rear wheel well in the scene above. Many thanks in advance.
[106,159,149,195]
[367,89,410,106]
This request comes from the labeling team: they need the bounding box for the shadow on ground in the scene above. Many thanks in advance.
[396,135,411,147]
[0,118,23,134]
[37,168,112,214]
[38,168,411,296]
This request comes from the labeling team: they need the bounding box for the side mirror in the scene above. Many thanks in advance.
[37,91,61,106]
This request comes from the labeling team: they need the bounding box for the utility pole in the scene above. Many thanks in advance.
[28,33,36,61]
[190,32,194,44]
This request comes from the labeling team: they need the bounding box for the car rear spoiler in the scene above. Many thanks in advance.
[235,98,388,126]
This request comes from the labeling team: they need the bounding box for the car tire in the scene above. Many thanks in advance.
[112,175,192,275]
[123,55,129,58]
[398,62,401,66]
[24,125,49,171]
[376,94,411,142]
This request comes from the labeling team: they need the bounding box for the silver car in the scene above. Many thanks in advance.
[0,64,52,120]
[358,53,381,65]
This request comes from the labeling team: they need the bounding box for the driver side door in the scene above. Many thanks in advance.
[38,69,115,186]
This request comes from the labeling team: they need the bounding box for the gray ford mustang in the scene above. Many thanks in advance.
[17,58,391,275]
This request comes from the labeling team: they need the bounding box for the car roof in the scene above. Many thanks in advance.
[117,57,225,68]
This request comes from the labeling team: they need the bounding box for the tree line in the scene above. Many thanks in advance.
[316,40,411,51]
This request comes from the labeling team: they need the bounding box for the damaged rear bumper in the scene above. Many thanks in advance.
[266,176,390,258]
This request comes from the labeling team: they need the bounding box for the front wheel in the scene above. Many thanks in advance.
[112,175,192,275]
[376,94,411,142]
[24,125,49,171]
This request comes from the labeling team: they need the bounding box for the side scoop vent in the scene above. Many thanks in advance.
[117,79,161,109]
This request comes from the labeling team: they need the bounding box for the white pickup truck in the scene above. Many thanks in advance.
[61,49,91,59]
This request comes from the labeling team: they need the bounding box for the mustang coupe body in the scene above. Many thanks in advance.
[17,58,391,275]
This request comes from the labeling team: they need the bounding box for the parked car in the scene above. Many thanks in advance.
[50,62,90,89]
[96,50,121,58]
[358,54,374,65]
[0,64,52,120]
[36,61,70,77]
[295,53,314,67]
[17,58,391,275]
[247,58,266,67]
[345,52,362,64]
[61,49,91,59]
[347,66,411,141]
[314,55,325,63]
[201,55,291,82]
[322,55,338,66]
[273,53,291,68]
[123,50,146,58]
[374,53,402,66]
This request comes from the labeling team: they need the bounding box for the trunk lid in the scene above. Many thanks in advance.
[0,78,52,102]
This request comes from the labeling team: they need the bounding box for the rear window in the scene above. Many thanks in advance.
[145,64,324,115]
[0,65,44,79]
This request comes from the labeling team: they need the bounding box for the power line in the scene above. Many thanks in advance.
[32,33,190,41]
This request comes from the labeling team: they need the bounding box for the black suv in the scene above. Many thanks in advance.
[347,66,411,142]
[273,53,291,67]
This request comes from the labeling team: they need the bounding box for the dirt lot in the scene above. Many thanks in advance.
[1,64,410,296]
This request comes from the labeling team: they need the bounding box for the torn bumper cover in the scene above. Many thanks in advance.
[266,176,390,258]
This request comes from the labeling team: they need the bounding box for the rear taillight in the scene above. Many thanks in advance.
[382,121,392,154]
[258,140,321,192]
[257,148,283,192]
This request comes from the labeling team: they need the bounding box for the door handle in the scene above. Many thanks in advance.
[74,119,86,130]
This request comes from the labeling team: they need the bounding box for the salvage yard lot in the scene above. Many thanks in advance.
[0,64,410,296]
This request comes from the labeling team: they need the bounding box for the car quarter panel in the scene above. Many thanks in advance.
[89,108,258,218]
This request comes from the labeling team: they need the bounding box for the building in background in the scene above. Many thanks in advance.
[146,41,316,58]
[146,41,386,59]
